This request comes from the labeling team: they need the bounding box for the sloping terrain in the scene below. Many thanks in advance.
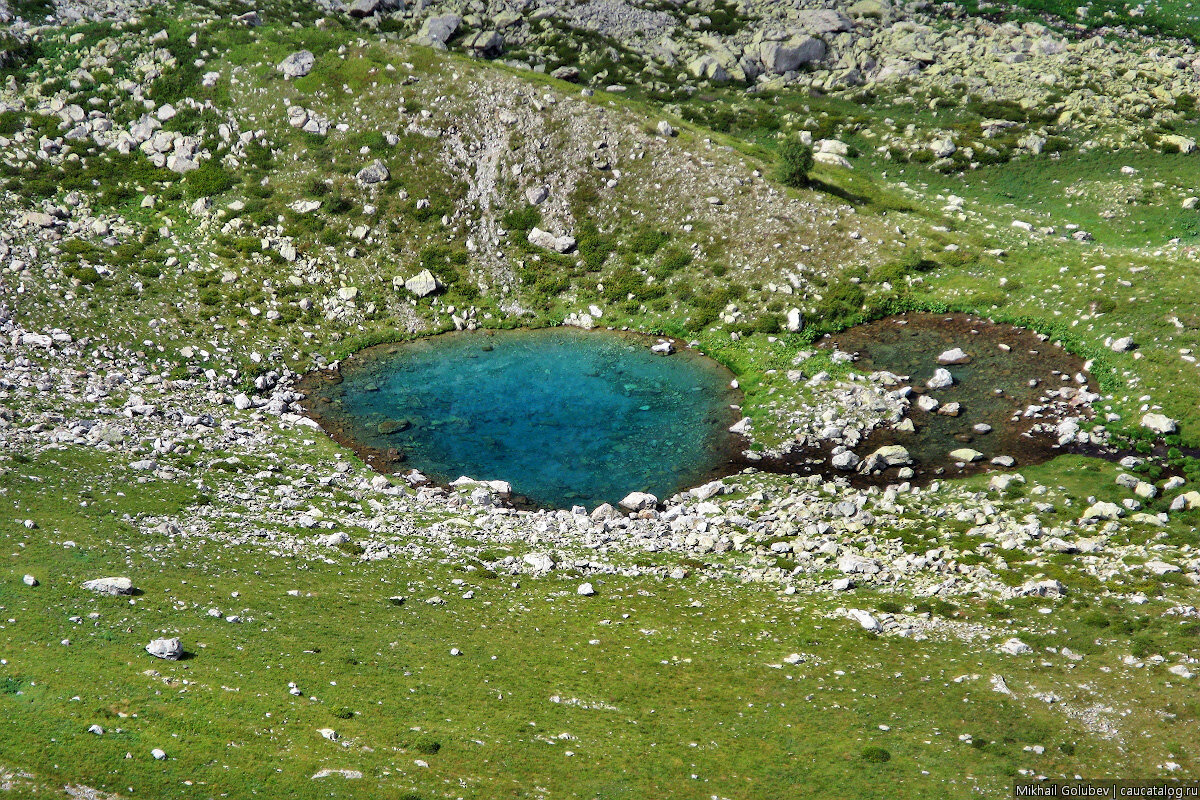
[1,0,1200,797]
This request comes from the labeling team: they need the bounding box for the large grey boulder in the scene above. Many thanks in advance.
[796,9,852,33]
[347,0,399,17]
[687,55,729,82]
[619,491,658,511]
[937,347,970,365]
[753,36,826,74]
[1142,413,1178,435]
[858,444,912,473]
[927,368,954,389]
[356,160,390,185]
[463,30,503,58]
[527,227,576,253]
[146,638,183,660]
[415,14,461,49]
[81,577,135,596]
[403,269,443,298]
[277,50,315,79]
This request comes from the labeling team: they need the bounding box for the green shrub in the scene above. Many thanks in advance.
[503,206,541,236]
[414,737,441,755]
[628,227,669,257]
[817,281,865,323]
[657,247,693,273]
[775,136,814,188]
[184,162,235,199]
[0,111,24,136]
[577,220,614,270]
[63,265,102,285]
[860,746,891,763]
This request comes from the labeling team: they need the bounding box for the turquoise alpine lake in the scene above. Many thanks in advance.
[298,328,743,509]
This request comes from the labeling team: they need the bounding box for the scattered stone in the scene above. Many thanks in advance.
[403,269,443,298]
[312,769,364,780]
[81,577,135,596]
[998,638,1033,655]
[527,227,576,253]
[619,491,658,511]
[356,160,390,186]
[937,348,971,365]
[847,608,882,633]
[277,50,315,79]
[146,638,183,660]
[1141,413,1178,434]
[927,368,954,389]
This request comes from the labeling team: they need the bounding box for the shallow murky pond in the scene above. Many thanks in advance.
[820,313,1098,478]
[297,328,742,509]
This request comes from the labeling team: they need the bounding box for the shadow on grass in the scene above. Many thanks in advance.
[808,176,870,207]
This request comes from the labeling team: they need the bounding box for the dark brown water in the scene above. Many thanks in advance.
[812,313,1102,479]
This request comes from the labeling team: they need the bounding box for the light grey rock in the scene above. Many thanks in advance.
[847,608,882,632]
[926,368,954,389]
[522,552,555,571]
[753,36,826,74]
[831,450,860,470]
[937,347,970,365]
[525,186,549,205]
[1142,413,1178,434]
[1080,501,1123,521]
[527,227,575,253]
[463,30,503,58]
[403,269,443,298]
[656,120,676,137]
[577,582,595,596]
[356,160,390,185]
[949,448,983,462]
[551,66,580,82]
[1019,578,1066,598]
[1110,336,1135,352]
[22,574,38,587]
[277,50,315,79]
[796,8,853,33]
[859,444,911,473]
[415,14,461,48]
[146,637,183,660]
[81,576,134,596]
[998,638,1033,655]
[619,491,658,511]
[785,307,804,332]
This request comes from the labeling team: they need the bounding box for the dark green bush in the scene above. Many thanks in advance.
[183,162,235,199]
[860,746,891,763]
[775,136,814,188]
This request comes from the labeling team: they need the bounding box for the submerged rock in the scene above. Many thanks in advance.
[859,444,912,473]
[926,368,954,389]
[937,347,971,365]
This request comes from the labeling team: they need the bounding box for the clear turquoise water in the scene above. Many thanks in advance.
[308,329,741,508]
